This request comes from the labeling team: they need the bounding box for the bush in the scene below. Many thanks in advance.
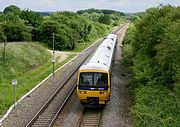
[0,24,6,42]
[99,14,111,25]
[3,5,21,16]
[131,85,180,127]
[122,24,135,68]
[4,21,31,42]
[122,6,180,127]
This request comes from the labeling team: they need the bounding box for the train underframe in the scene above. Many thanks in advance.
[77,90,110,106]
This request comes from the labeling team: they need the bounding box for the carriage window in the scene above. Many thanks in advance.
[79,73,93,86]
[94,73,108,87]
[79,72,108,89]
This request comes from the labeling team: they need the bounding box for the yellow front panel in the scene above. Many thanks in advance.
[77,69,111,104]
[77,89,110,99]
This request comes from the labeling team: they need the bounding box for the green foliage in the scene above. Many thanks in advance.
[0,42,76,115]
[0,12,21,23]
[122,5,180,127]
[3,5,21,16]
[20,9,44,41]
[122,24,136,67]
[20,9,43,27]
[38,20,61,41]
[77,8,125,16]
[4,21,31,42]
[37,11,113,50]
[99,14,111,25]
[156,20,180,89]
[0,24,6,42]
[131,85,180,127]
[37,19,76,50]
[81,12,101,22]
[0,6,125,50]
[132,5,180,88]
[51,12,92,41]
[123,24,136,45]
[0,42,50,81]
[78,9,127,26]
[0,12,32,42]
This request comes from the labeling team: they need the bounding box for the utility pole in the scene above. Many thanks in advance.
[52,33,56,77]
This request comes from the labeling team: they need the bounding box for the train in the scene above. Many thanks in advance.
[77,34,117,105]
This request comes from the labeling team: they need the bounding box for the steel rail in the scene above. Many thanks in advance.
[77,108,102,127]
[47,84,76,127]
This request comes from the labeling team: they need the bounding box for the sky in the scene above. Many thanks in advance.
[0,0,179,13]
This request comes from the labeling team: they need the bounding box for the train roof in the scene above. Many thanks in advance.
[79,34,117,72]
[106,34,117,41]
[79,63,109,72]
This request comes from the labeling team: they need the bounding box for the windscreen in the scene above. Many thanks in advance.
[79,72,108,90]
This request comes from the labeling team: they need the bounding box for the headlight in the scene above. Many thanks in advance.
[103,92,107,95]
[79,91,86,94]
[99,92,108,94]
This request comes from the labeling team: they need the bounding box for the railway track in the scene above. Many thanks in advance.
[25,41,102,127]
[26,84,76,127]
[25,24,128,127]
[77,108,102,127]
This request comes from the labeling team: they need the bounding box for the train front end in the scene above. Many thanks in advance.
[77,64,111,105]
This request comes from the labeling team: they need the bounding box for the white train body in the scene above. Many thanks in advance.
[77,34,117,105]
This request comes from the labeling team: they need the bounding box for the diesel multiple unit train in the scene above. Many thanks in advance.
[77,34,117,105]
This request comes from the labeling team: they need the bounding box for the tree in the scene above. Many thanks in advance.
[38,18,80,50]
[81,12,101,22]
[0,24,6,42]
[156,20,180,89]
[38,20,61,43]
[77,8,125,16]
[38,20,69,50]
[99,15,111,25]
[50,12,91,41]
[20,9,43,27]
[131,5,180,89]
[1,12,21,23]
[3,5,21,16]
[4,22,31,42]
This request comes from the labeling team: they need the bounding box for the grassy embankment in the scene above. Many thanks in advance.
[0,42,75,115]
[123,24,180,127]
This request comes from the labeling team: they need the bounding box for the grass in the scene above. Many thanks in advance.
[0,42,76,115]
[0,54,75,115]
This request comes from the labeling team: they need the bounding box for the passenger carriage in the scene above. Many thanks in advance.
[77,34,117,105]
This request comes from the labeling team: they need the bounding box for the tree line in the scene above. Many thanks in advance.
[0,5,126,51]
[77,8,125,16]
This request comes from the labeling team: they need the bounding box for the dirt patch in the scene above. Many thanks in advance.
[48,50,80,63]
